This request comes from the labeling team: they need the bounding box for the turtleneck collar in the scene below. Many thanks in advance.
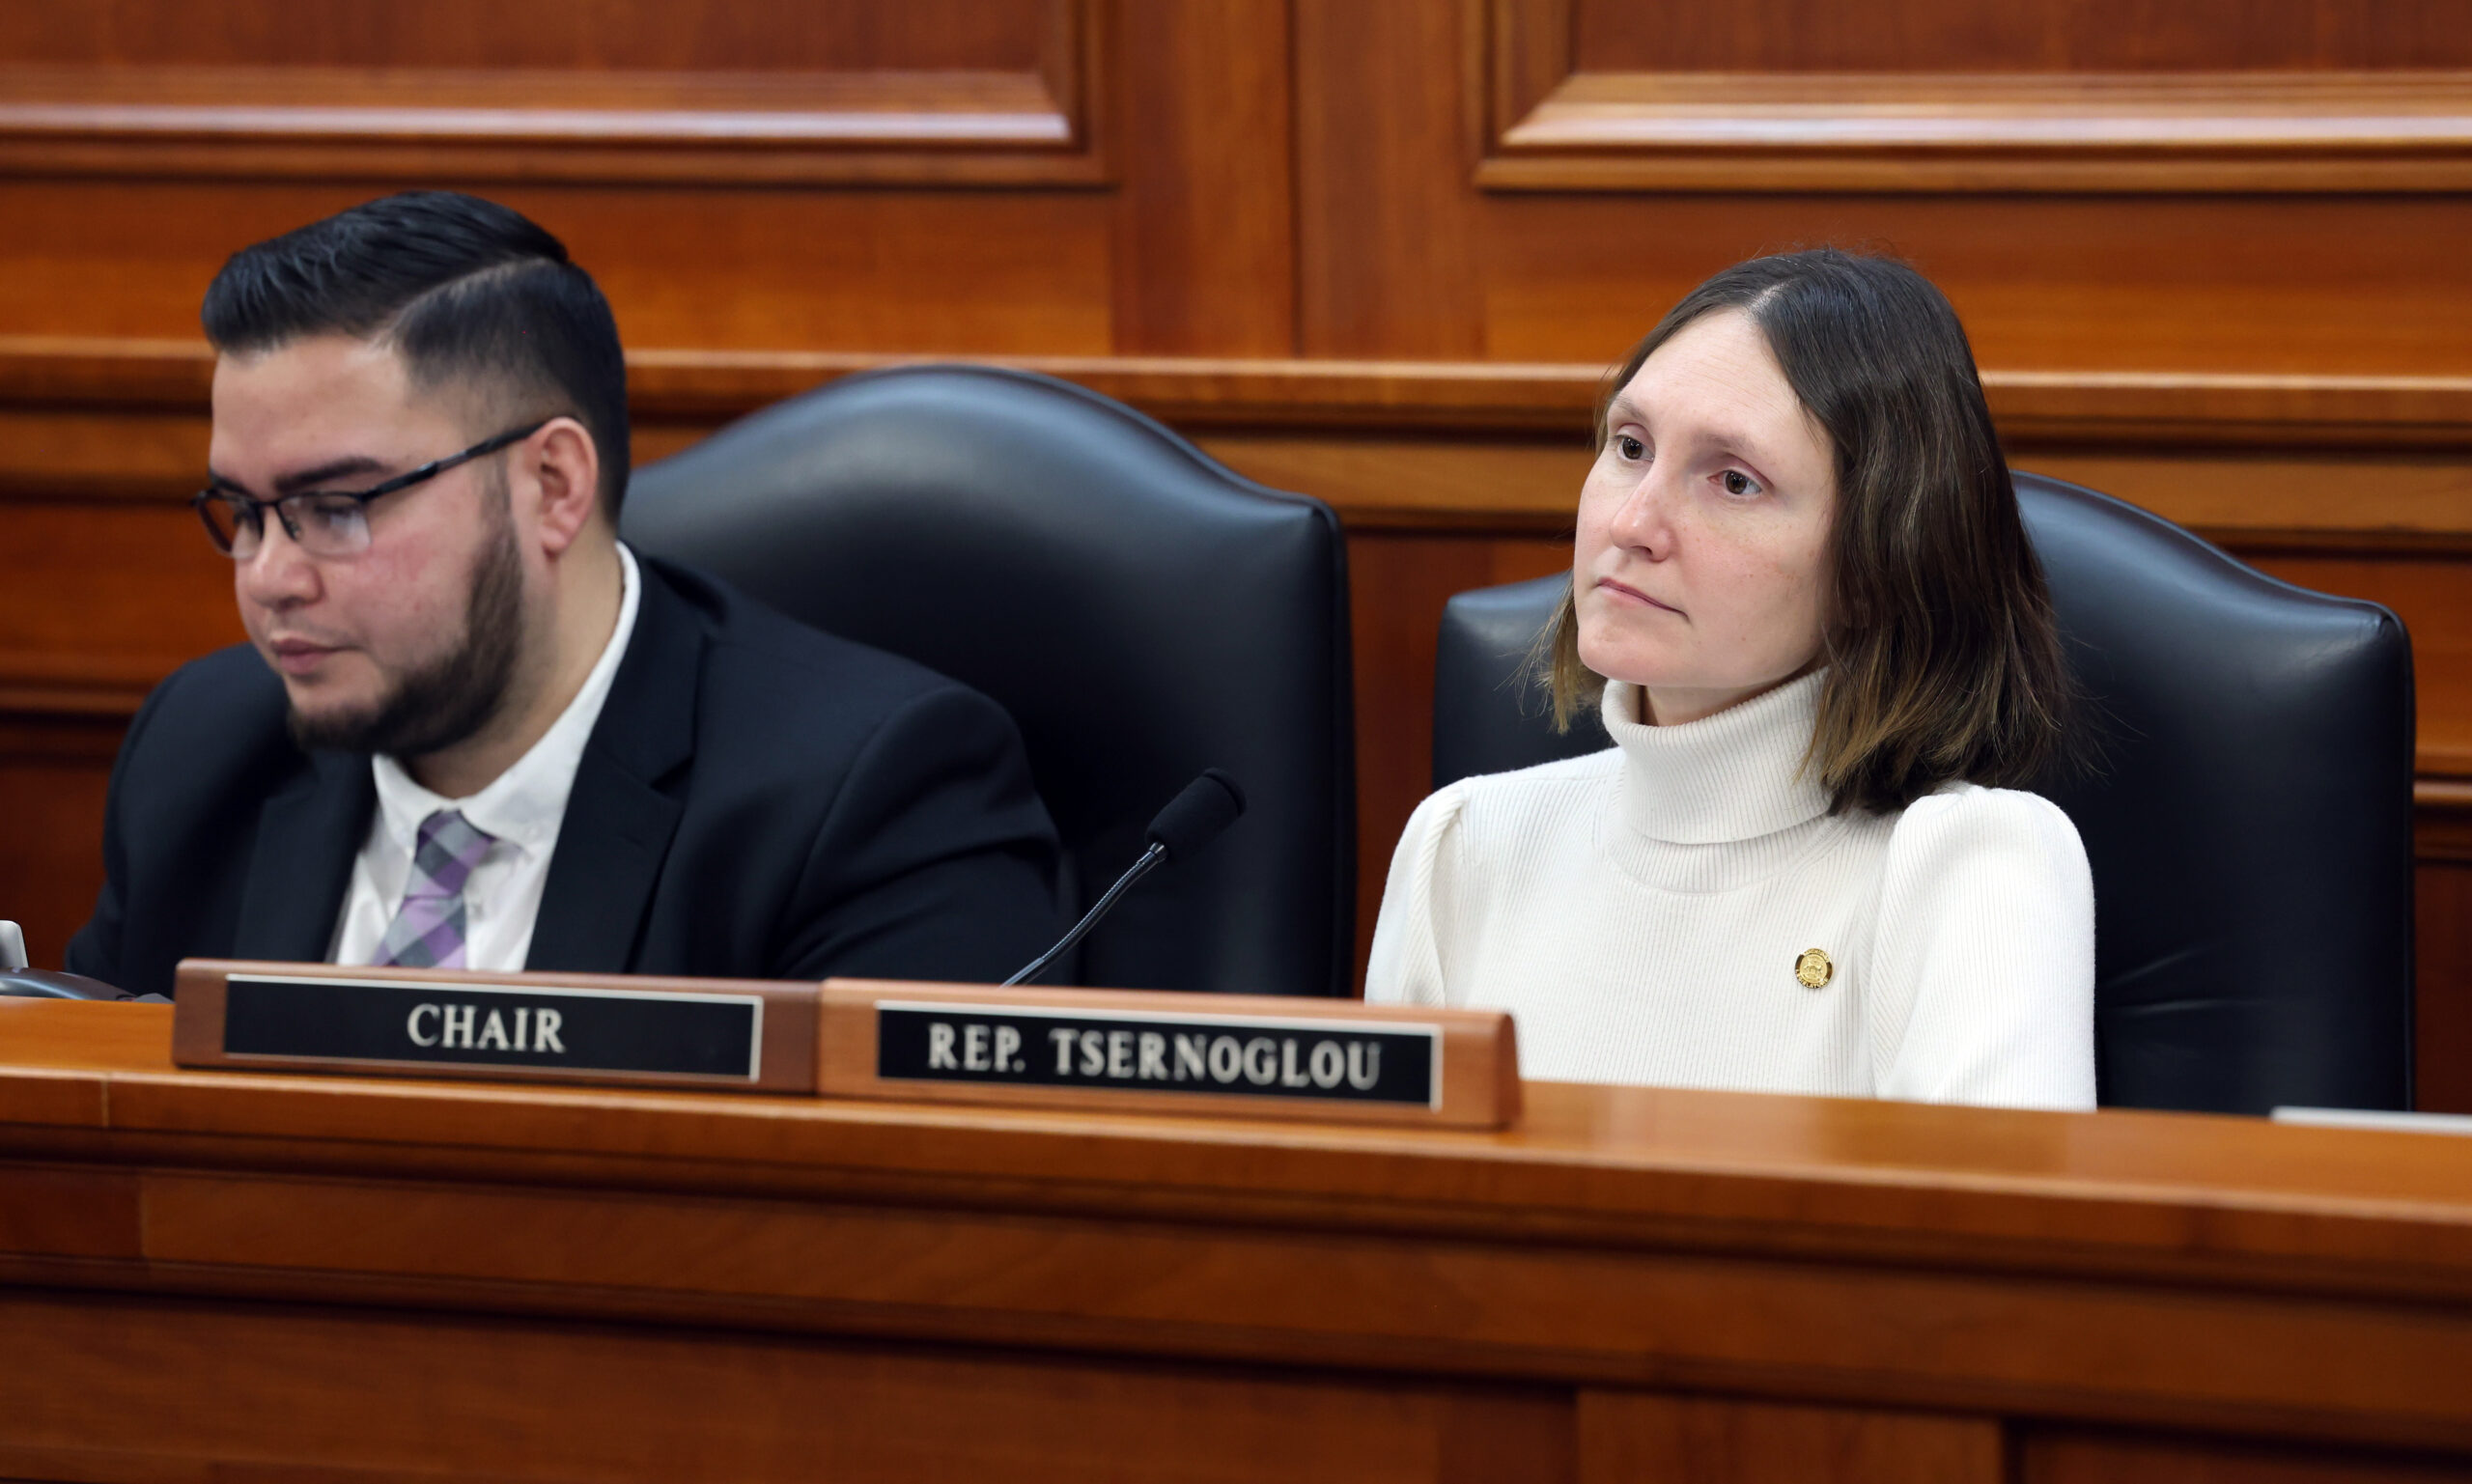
[1601,669,1832,845]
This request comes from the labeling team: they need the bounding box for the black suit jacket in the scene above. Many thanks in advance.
[68,556,1063,997]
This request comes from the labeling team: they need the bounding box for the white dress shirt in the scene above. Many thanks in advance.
[1364,670,2096,1108]
[329,545,642,972]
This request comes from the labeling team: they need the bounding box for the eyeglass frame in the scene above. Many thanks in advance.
[191,418,551,559]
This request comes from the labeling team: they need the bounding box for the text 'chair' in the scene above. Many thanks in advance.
[1429,472,2414,1113]
[625,365,1355,997]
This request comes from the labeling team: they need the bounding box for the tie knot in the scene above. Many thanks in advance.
[409,809,496,898]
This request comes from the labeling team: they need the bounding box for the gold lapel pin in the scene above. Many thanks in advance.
[1794,948,1834,989]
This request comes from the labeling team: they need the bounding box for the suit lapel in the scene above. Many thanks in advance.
[232,751,375,963]
[524,563,703,973]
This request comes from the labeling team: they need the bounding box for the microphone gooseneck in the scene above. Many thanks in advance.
[1001,770,1250,988]
[1002,841,1166,988]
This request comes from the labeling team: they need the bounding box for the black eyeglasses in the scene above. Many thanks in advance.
[192,420,549,560]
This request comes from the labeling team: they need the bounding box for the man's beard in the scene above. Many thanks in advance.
[286,502,526,760]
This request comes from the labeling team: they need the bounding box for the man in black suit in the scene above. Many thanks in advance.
[68,192,1061,998]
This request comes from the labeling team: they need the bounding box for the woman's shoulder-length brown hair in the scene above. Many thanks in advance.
[1545,247,2071,815]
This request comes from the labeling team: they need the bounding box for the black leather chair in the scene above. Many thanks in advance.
[1428,472,2415,1113]
[624,365,1355,998]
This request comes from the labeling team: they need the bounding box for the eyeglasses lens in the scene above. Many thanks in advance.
[293,496,372,556]
[196,494,372,560]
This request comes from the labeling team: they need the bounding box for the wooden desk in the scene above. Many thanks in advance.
[3,998,2470,1484]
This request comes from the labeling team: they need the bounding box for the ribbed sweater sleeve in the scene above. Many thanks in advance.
[1363,783,1466,1008]
[1868,788,2097,1108]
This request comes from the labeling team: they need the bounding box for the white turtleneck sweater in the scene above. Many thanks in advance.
[1364,671,2095,1108]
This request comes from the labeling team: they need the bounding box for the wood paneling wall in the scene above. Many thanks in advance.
[1567,0,2472,70]
[0,0,2465,1106]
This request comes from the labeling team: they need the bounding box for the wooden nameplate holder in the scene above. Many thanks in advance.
[169,961,1520,1129]
[817,978,1517,1129]
[171,960,821,1092]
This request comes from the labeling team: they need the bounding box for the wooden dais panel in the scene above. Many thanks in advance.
[1580,1390,2003,1484]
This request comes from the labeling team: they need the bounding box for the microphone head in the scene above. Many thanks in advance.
[1145,769,1248,862]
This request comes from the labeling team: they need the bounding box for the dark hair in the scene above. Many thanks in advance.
[1544,247,2070,814]
[201,191,630,518]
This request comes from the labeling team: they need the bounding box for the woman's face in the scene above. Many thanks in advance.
[1573,309,1838,725]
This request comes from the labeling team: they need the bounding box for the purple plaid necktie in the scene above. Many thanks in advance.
[374,809,497,969]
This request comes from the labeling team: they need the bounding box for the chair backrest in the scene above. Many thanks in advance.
[1429,472,2415,1113]
[624,365,1356,998]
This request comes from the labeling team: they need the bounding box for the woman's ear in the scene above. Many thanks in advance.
[524,417,603,555]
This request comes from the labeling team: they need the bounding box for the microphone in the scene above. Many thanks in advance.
[0,917,158,1002]
[1002,770,1248,988]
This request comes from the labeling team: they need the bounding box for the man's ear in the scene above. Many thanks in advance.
[523,417,603,555]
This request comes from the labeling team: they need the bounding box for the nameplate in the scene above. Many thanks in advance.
[171,960,820,1092]
[880,1000,1439,1105]
[821,980,1519,1129]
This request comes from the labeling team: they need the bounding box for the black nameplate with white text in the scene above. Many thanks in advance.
[875,1001,1438,1106]
[220,972,763,1080]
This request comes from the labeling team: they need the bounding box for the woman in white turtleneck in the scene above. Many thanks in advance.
[1364,249,2096,1109]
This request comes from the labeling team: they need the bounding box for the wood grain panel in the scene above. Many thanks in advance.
[0,1,1103,186]
[133,1154,2453,1396]
[0,183,1117,351]
[2423,787,2472,865]
[0,407,210,501]
[1195,432,1593,531]
[0,1165,139,1259]
[583,193,1115,352]
[2012,452,2472,541]
[0,1288,1566,1484]
[0,502,242,675]
[1484,73,2472,194]
[20,1006,2472,1458]
[20,998,2472,1281]
[1571,0,2472,72]
[1474,194,2472,375]
[28,1005,2472,1476]
[1108,1,1294,355]
[2024,1427,2472,1484]
[0,2,1060,70]
[0,186,1117,355]
[1579,1389,2002,1484]
[1295,0,1483,356]
[0,733,117,974]
[0,77,1105,190]
[0,1039,106,1127]
[2416,858,2472,1115]
[1492,3,2472,192]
